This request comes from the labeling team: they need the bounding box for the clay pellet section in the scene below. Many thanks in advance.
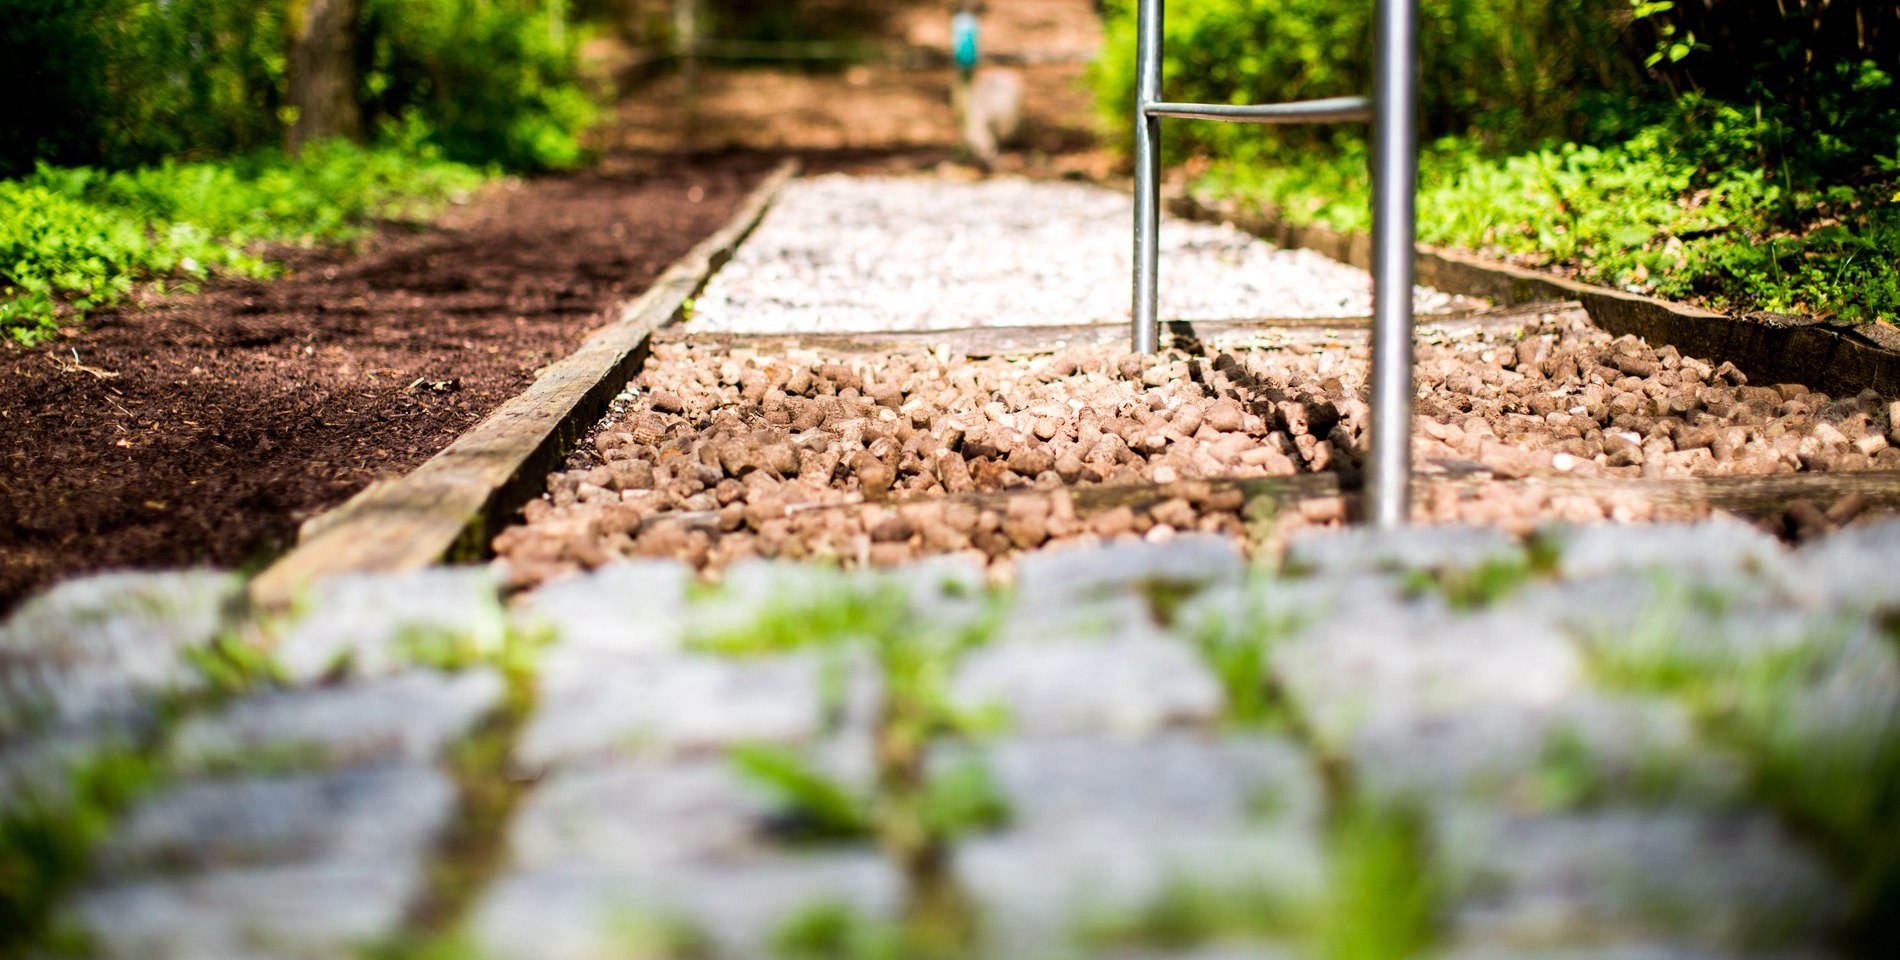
[493,305,1900,589]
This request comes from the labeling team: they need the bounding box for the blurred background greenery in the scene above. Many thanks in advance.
[0,0,596,176]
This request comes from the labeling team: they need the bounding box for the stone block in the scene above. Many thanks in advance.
[956,734,1326,957]
[951,636,1223,737]
[272,568,506,684]
[1272,609,1584,750]
[1283,525,1523,577]
[1435,808,1841,952]
[1013,535,1244,608]
[71,858,427,960]
[169,669,504,773]
[482,754,895,960]
[0,571,239,737]
[519,559,692,655]
[1543,519,1786,583]
[514,652,857,770]
[1350,695,1744,812]
[1784,517,1900,609]
[97,764,455,875]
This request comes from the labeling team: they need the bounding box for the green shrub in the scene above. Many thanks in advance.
[1089,0,1641,163]
[0,0,596,176]
[361,0,599,171]
[0,0,290,176]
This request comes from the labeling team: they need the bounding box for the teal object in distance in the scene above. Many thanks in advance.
[952,11,980,73]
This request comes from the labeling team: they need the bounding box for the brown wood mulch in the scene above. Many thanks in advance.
[0,150,782,612]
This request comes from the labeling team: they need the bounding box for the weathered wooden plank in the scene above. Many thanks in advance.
[249,159,800,607]
[1498,471,1900,520]
[1169,191,1900,399]
[659,301,1559,358]
[635,468,1900,538]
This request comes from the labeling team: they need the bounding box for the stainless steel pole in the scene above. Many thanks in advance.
[1367,0,1419,527]
[1130,0,1164,354]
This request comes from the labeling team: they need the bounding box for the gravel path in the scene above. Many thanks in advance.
[690,174,1472,333]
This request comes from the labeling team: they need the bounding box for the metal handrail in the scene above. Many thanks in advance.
[1144,96,1371,123]
[1130,0,1420,527]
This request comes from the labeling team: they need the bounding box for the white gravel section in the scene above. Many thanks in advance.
[690,174,1464,333]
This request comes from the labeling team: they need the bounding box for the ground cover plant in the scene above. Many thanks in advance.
[1092,0,1900,323]
[0,139,484,345]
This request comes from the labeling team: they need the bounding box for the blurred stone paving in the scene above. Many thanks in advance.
[6,518,1900,958]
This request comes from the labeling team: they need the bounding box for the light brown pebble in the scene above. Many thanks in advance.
[1091,505,1137,538]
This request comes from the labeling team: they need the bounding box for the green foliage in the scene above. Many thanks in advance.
[1530,724,1614,811]
[183,633,288,698]
[0,0,291,176]
[1180,587,1303,729]
[1,141,484,344]
[917,756,1010,840]
[1196,108,1900,323]
[360,0,598,171]
[1627,1,1900,180]
[1098,0,1900,324]
[0,1,595,176]
[1077,874,1307,950]
[690,580,913,656]
[0,747,162,956]
[1319,802,1440,960]
[1399,556,1540,611]
[772,899,902,960]
[732,745,875,842]
[731,747,1009,848]
[1091,0,1641,162]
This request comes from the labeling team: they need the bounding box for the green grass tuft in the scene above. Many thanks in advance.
[1319,802,1440,960]
[0,746,163,956]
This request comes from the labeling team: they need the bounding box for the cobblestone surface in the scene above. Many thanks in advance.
[5,518,1898,958]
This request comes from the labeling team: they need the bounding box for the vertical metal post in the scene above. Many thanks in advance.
[1367,0,1419,527]
[1130,0,1164,354]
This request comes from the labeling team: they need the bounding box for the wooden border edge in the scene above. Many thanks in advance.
[249,158,800,608]
[1168,192,1900,399]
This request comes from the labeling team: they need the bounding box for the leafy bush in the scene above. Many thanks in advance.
[0,0,596,176]
[1089,0,1641,163]
[361,0,599,171]
[0,0,291,176]
[1630,0,1900,178]
[1,140,485,344]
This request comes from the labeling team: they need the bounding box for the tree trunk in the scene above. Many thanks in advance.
[287,0,363,150]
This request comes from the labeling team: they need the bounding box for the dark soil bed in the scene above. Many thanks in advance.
[0,150,781,611]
